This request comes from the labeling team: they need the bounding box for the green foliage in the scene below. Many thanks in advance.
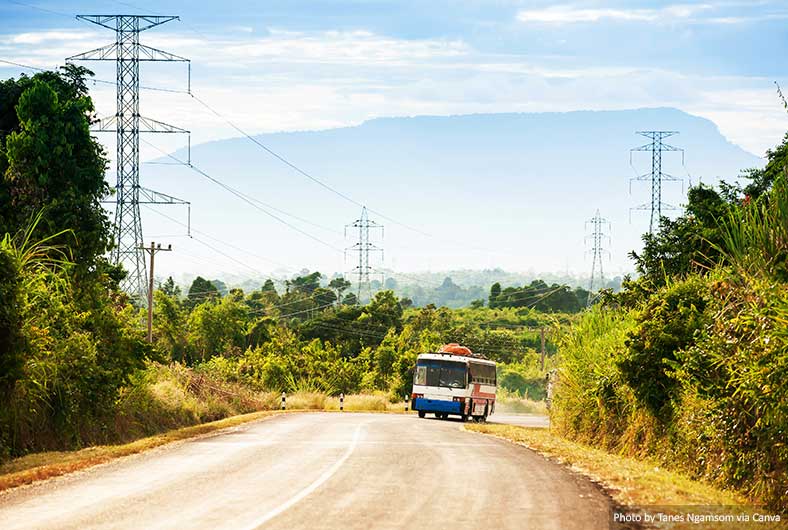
[2,74,110,272]
[618,276,709,420]
[186,276,219,310]
[186,295,248,362]
[629,185,731,291]
[490,279,589,312]
[556,137,788,511]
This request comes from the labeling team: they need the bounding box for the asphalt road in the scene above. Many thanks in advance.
[0,412,612,530]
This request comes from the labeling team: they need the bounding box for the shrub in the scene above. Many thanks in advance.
[618,276,710,420]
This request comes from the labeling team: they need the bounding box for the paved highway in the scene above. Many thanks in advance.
[0,413,612,530]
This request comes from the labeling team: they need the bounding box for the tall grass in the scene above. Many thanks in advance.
[716,173,788,278]
[550,306,638,447]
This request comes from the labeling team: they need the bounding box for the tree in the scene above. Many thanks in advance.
[312,287,338,308]
[153,290,187,362]
[328,277,351,303]
[343,292,358,306]
[187,276,219,309]
[159,276,181,298]
[629,184,731,291]
[1,69,111,275]
[287,271,321,295]
[187,295,248,361]
[261,279,277,293]
[489,282,502,308]
[738,132,788,200]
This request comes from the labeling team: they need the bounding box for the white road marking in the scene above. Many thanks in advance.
[239,424,363,530]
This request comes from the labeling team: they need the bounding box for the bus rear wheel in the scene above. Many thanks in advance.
[418,411,426,418]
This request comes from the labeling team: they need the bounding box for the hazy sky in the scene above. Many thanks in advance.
[1,0,787,281]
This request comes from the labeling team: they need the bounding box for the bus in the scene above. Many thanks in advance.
[411,344,496,422]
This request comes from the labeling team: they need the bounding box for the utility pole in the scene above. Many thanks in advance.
[345,206,384,302]
[585,209,610,307]
[139,242,172,342]
[630,131,684,233]
[68,15,190,305]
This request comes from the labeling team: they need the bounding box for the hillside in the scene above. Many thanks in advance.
[144,108,762,279]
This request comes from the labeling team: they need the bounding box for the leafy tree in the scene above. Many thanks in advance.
[737,132,788,200]
[153,290,187,362]
[328,277,351,303]
[287,271,321,295]
[489,282,501,308]
[312,287,337,308]
[159,276,181,297]
[186,276,219,309]
[1,69,111,275]
[343,292,358,306]
[261,279,277,293]
[187,295,248,361]
[629,185,731,291]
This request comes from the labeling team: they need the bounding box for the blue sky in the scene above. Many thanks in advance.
[1,0,787,279]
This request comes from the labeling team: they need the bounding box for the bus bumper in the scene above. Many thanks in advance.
[412,398,461,415]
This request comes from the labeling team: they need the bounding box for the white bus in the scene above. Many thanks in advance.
[411,345,496,422]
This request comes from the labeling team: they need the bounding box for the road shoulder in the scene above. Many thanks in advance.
[464,424,784,530]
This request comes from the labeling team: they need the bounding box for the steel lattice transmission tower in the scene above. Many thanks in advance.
[630,131,684,233]
[68,15,190,303]
[345,206,384,302]
[585,209,610,307]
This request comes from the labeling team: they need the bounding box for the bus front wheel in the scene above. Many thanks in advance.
[418,411,426,418]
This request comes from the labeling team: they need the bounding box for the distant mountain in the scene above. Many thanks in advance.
[146,108,762,281]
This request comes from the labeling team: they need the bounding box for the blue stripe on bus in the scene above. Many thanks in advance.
[413,398,461,414]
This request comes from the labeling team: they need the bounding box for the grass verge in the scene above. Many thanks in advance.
[464,424,785,530]
[0,409,294,493]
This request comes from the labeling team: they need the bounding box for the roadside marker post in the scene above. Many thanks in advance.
[405,394,409,412]
[281,392,286,410]
[340,393,344,412]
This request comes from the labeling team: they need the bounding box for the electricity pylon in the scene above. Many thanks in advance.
[68,15,190,304]
[585,209,610,307]
[345,206,383,302]
[630,131,684,233]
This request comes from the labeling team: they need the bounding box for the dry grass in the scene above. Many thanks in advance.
[465,424,785,529]
[0,410,290,492]
[495,396,548,415]
[324,392,407,412]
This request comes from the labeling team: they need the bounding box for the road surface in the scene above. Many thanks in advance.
[0,412,613,530]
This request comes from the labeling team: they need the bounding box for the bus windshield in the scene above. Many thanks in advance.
[414,359,467,389]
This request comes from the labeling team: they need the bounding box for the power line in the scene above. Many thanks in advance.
[141,204,289,268]
[140,138,344,252]
[188,93,432,237]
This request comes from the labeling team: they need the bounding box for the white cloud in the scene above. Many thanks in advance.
[0,26,782,157]
[517,4,713,24]
[4,30,98,45]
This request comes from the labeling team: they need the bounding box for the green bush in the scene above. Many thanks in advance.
[618,276,710,420]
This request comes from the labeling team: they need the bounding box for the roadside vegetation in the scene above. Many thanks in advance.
[0,66,557,464]
[550,132,788,512]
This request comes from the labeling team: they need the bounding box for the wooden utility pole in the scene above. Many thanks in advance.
[138,242,172,342]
